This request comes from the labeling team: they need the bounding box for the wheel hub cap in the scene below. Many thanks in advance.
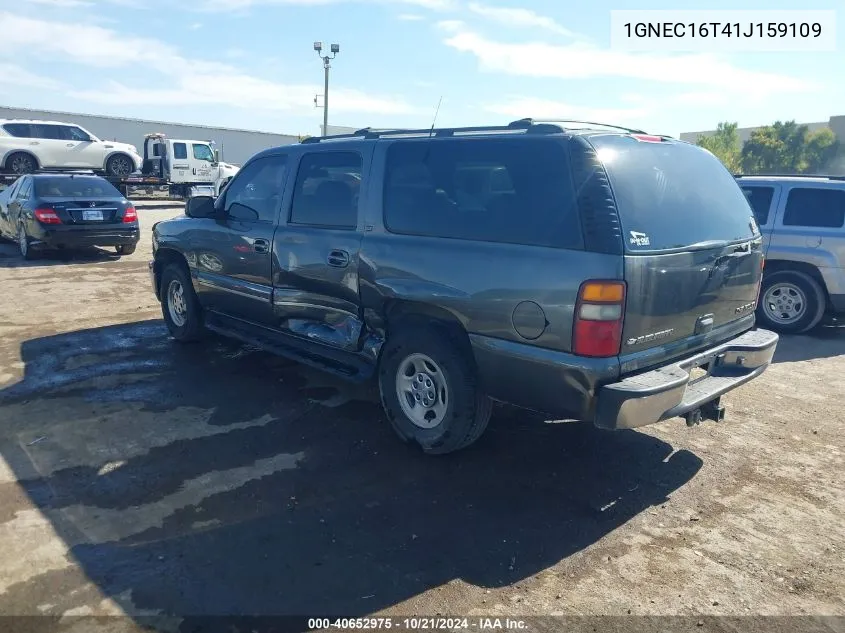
[167,280,188,327]
[396,353,448,429]
[763,282,806,325]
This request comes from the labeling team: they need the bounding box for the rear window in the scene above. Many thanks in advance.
[591,135,758,251]
[383,137,581,249]
[34,177,123,198]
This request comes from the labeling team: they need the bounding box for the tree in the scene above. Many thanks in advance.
[738,120,841,175]
[804,128,840,173]
[695,122,741,173]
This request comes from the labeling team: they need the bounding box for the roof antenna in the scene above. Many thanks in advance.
[428,96,443,138]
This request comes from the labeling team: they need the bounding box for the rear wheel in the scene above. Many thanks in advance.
[115,244,136,256]
[756,269,826,334]
[17,221,35,260]
[106,154,134,177]
[160,263,204,341]
[6,152,36,175]
[378,325,492,455]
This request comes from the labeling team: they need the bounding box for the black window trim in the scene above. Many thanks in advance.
[287,150,362,231]
[380,136,583,250]
[781,185,845,230]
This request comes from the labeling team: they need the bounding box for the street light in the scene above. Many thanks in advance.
[314,41,339,137]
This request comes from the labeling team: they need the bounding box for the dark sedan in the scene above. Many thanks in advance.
[0,173,140,260]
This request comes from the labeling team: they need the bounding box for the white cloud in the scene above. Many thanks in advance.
[198,0,453,11]
[0,12,419,118]
[467,3,577,38]
[397,13,424,21]
[442,27,816,96]
[483,97,650,127]
[0,64,63,90]
[189,22,203,29]
[25,0,93,6]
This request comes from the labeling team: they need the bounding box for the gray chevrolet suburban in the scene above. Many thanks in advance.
[149,119,779,454]
[736,175,845,334]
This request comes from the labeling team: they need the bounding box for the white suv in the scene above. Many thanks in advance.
[0,120,142,177]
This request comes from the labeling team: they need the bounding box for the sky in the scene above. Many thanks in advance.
[0,0,842,138]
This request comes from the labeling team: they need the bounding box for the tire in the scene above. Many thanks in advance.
[115,243,137,256]
[160,263,204,341]
[6,152,37,175]
[378,324,493,455]
[17,221,35,261]
[106,154,134,178]
[756,269,826,334]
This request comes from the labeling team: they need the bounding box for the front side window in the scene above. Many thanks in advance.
[221,154,287,223]
[3,124,33,138]
[783,187,845,228]
[289,152,362,229]
[741,186,775,226]
[383,137,580,249]
[173,143,188,160]
[67,126,92,142]
[193,144,214,162]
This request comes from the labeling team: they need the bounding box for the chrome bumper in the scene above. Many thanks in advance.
[594,328,779,430]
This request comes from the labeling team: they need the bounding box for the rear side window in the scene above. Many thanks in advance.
[591,135,758,251]
[3,124,32,137]
[173,143,188,160]
[34,176,122,198]
[383,137,581,249]
[782,188,845,228]
[38,125,66,140]
[290,152,361,228]
[741,186,775,225]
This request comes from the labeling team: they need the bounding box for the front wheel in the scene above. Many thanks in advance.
[160,264,204,341]
[378,326,492,455]
[756,269,826,334]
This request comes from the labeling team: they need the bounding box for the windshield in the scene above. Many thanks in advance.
[34,176,123,198]
[589,135,759,251]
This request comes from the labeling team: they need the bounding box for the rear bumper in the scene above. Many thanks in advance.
[30,225,140,249]
[594,328,779,430]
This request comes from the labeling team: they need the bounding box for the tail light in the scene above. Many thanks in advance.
[123,206,138,223]
[573,280,626,357]
[34,208,62,224]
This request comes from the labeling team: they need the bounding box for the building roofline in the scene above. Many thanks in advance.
[0,104,302,138]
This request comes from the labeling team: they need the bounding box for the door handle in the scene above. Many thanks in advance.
[327,249,350,267]
[30,141,39,145]
[253,238,269,253]
[66,143,74,147]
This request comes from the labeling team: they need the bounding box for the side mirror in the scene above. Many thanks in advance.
[214,149,220,162]
[185,195,216,219]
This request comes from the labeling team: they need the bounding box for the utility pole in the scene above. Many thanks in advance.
[313,41,339,137]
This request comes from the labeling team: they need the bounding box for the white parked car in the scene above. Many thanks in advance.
[0,119,142,177]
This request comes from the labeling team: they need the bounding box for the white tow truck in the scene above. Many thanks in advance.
[0,133,240,199]
[134,133,240,198]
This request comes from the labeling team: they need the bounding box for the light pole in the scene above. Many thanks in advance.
[313,41,339,137]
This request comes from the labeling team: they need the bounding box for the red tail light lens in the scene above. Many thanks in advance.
[123,206,138,223]
[573,280,626,357]
[34,208,62,224]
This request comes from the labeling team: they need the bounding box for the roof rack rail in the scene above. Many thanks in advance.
[509,118,647,134]
[734,173,845,180]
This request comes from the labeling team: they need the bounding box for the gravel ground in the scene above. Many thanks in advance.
[0,204,843,632]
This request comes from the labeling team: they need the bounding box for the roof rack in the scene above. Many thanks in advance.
[734,173,845,180]
[300,118,652,144]
[510,118,648,134]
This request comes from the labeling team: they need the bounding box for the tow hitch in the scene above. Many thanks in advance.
[685,397,726,427]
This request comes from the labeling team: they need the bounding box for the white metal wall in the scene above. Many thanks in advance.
[0,106,300,165]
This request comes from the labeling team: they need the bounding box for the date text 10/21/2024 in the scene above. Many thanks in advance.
[308,617,528,630]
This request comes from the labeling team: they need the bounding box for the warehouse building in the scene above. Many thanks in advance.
[0,105,303,165]
[680,115,845,144]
